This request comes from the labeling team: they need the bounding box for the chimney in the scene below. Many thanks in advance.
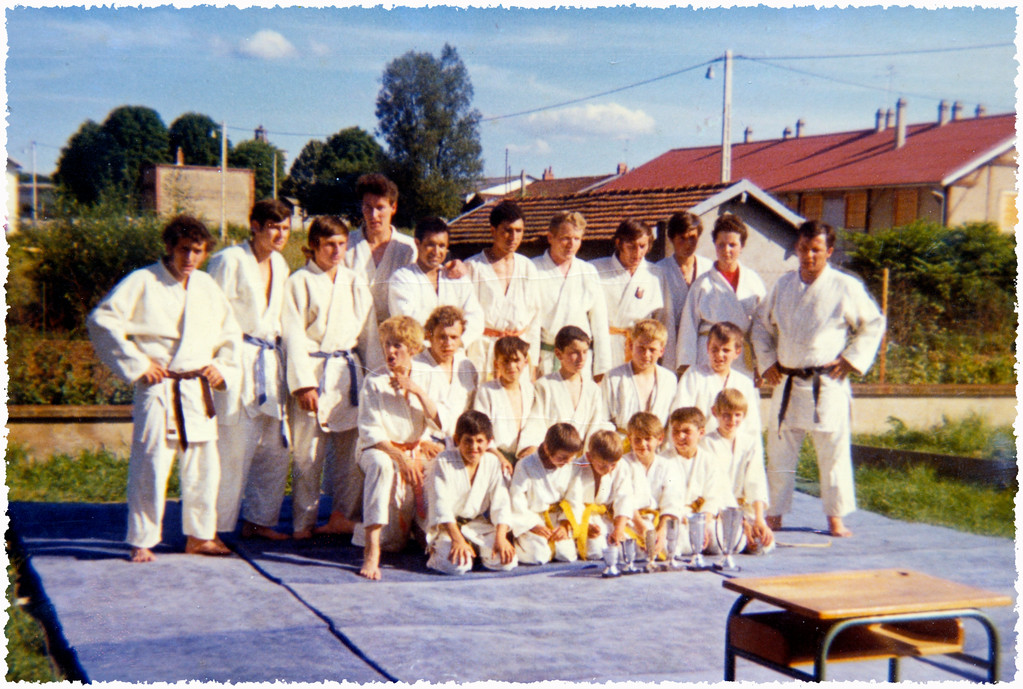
[975,104,986,118]
[795,119,805,138]
[951,101,963,121]
[875,109,885,132]
[616,162,628,175]
[175,147,185,166]
[884,108,894,129]
[937,100,950,126]
[782,126,792,140]
[542,166,554,181]
[743,126,752,143]
[895,98,907,149]
[255,125,268,143]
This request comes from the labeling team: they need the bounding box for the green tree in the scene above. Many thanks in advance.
[231,139,286,201]
[282,126,383,217]
[376,44,483,223]
[54,120,113,205]
[101,105,171,203]
[168,113,230,167]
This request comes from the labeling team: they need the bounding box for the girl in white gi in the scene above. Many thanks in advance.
[676,213,765,379]
[87,215,240,562]
[591,218,675,370]
[702,390,774,553]
[670,321,762,438]
[414,306,479,455]
[426,410,518,575]
[520,326,612,455]
[509,423,584,565]
[345,173,416,323]
[655,211,713,374]
[472,336,535,469]
[623,412,684,560]
[564,430,634,560]
[388,217,484,351]
[208,199,292,541]
[465,200,542,381]
[601,319,678,433]
[531,211,612,379]
[753,220,884,538]
[282,216,383,540]
[665,407,735,556]
[355,316,443,581]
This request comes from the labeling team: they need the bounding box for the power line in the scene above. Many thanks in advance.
[738,41,1013,61]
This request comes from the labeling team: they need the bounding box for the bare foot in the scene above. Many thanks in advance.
[185,536,232,556]
[241,521,290,541]
[766,515,782,531]
[313,512,356,535]
[293,528,313,541]
[359,540,382,581]
[130,547,156,563]
[827,516,852,538]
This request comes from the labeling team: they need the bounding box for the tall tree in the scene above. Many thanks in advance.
[101,105,171,202]
[168,113,230,167]
[231,139,287,201]
[282,126,383,217]
[376,44,483,223]
[54,120,114,204]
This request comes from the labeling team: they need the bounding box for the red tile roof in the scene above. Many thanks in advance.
[603,113,1015,194]
[449,184,728,245]
[507,174,616,199]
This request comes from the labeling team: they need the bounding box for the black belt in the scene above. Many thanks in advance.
[776,365,827,427]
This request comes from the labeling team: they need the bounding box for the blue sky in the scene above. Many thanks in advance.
[5,5,1017,182]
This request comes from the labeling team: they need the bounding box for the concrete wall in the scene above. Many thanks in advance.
[947,156,1017,230]
[143,164,254,227]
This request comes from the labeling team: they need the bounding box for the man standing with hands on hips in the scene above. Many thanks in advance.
[752,220,884,538]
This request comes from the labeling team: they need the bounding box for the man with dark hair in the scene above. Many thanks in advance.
[88,215,241,562]
[753,220,885,538]
[657,211,712,368]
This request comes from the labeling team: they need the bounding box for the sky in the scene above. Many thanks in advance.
[4,3,1018,184]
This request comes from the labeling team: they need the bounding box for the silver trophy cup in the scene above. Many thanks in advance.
[644,528,659,572]
[714,506,744,572]
[664,518,682,570]
[622,538,638,573]
[601,541,621,578]
[687,512,708,570]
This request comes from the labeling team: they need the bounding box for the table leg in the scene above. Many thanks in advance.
[724,595,753,681]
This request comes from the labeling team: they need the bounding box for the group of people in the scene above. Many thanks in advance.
[87,171,885,580]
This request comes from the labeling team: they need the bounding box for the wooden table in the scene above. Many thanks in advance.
[722,569,1012,682]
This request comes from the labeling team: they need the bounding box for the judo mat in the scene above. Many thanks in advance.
[8,491,1017,683]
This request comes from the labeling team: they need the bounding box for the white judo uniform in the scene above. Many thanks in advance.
[591,256,675,370]
[656,253,713,345]
[426,450,518,575]
[282,261,383,531]
[564,460,635,560]
[676,264,765,378]
[387,263,485,349]
[520,372,613,450]
[345,228,416,323]
[413,349,478,443]
[353,360,441,552]
[666,445,736,555]
[670,364,762,438]
[508,453,578,564]
[701,429,771,553]
[465,251,542,379]
[752,265,884,519]
[472,379,536,462]
[600,363,679,431]
[87,261,241,549]
[531,252,612,377]
[207,242,291,532]
[625,452,686,531]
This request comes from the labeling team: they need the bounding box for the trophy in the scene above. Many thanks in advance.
[644,528,659,572]
[601,542,621,578]
[621,538,638,573]
[686,512,709,571]
[664,518,682,570]
[714,506,744,572]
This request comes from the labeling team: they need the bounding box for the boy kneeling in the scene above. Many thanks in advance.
[426,411,518,575]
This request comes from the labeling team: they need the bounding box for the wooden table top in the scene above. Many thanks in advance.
[723,569,1013,620]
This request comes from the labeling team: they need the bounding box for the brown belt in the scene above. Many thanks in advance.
[164,369,216,451]
[484,327,525,339]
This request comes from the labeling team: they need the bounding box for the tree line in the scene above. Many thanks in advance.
[53,44,482,225]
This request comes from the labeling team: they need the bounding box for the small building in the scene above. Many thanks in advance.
[142,162,254,228]
[6,157,21,234]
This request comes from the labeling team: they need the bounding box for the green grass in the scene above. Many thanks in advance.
[6,549,63,682]
[853,414,1015,461]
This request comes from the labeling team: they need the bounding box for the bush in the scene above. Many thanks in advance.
[854,414,1016,462]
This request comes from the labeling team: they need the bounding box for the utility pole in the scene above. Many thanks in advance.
[220,121,227,241]
[721,49,733,184]
[272,150,278,199]
[31,141,38,227]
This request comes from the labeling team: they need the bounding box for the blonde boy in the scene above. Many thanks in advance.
[509,423,585,565]
[671,321,762,437]
[354,316,443,581]
[520,326,612,455]
[624,412,684,559]
[472,336,535,469]
[702,389,774,553]
[601,319,678,432]
[426,411,517,575]
[565,430,634,560]
[665,407,735,556]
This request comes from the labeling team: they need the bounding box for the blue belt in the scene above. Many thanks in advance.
[311,349,360,406]
[243,334,282,406]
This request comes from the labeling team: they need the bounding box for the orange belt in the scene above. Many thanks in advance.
[393,440,426,519]
[484,327,525,339]
[609,327,633,362]
[164,369,216,451]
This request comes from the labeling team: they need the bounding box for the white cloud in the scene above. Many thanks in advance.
[506,139,551,156]
[524,103,656,139]
[309,41,331,58]
[237,30,296,60]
